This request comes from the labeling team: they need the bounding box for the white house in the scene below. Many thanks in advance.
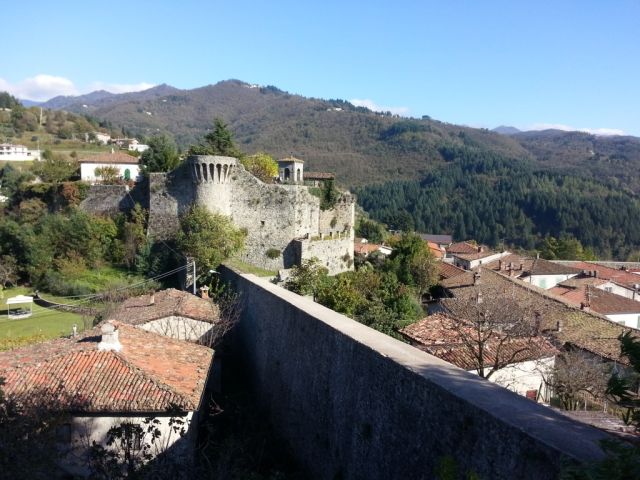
[400,313,557,402]
[128,139,149,153]
[519,258,581,290]
[93,132,111,145]
[79,151,140,183]
[107,288,220,343]
[0,143,41,161]
[0,321,214,477]
[446,242,510,270]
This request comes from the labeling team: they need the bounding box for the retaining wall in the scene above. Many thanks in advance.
[220,266,609,480]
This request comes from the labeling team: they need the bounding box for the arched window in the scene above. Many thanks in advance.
[223,164,228,182]
[202,164,208,181]
[296,168,301,182]
[195,164,202,182]
[284,167,290,181]
[217,164,222,183]
[210,164,215,182]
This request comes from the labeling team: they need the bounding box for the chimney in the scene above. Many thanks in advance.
[111,147,114,154]
[149,291,155,305]
[473,270,482,286]
[200,285,210,299]
[593,270,598,278]
[536,252,540,259]
[556,320,562,332]
[72,324,78,338]
[98,322,122,352]
[519,262,524,271]
[498,259,503,271]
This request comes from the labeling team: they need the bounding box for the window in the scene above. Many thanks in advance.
[124,168,131,181]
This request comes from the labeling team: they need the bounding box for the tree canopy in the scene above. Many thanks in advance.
[188,118,242,157]
[140,134,181,173]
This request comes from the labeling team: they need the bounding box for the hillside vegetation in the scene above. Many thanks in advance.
[38,80,640,192]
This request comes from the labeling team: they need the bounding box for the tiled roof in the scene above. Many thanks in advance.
[485,253,534,273]
[354,242,381,255]
[304,172,335,180]
[525,258,582,276]
[427,242,444,259]
[108,288,219,325]
[79,152,140,164]
[565,262,640,289]
[0,322,213,412]
[549,285,640,315]
[446,241,480,254]
[449,268,637,363]
[400,313,558,371]
[439,262,467,279]
[453,250,498,261]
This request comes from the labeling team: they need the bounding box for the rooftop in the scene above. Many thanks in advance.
[0,322,213,412]
[525,258,582,276]
[107,288,219,325]
[563,261,640,288]
[446,241,481,255]
[304,171,335,180]
[448,268,637,363]
[418,233,453,245]
[79,151,140,165]
[400,313,558,371]
[549,284,640,315]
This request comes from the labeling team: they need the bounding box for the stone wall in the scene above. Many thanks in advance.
[295,236,354,275]
[79,185,134,216]
[147,164,195,240]
[318,192,355,238]
[220,267,609,480]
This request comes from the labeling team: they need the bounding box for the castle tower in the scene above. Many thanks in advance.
[278,156,304,184]
[187,155,237,215]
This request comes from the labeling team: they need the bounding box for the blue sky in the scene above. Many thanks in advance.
[4,1,639,135]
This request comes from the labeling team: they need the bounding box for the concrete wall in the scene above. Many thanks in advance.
[606,312,640,329]
[481,357,555,402]
[221,267,609,480]
[527,273,579,290]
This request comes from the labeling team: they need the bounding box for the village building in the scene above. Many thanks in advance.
[0,143,41,161]
[445,241,508,270]
[79,151,140,183]
[93,132,111,145]
[106,288,220,342]
[560,261,640,300]
[518,258,582,289]
[0,321,214,476]
[303,171,335,187]
[549,283,640,329]
[418,233,452,249]
[400,313,558,401]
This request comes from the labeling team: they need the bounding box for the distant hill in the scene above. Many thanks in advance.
[37,80,640,191]
[492,125,521,135]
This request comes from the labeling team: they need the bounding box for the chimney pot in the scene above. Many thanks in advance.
[149,292,155,305]
[200,285,210,299]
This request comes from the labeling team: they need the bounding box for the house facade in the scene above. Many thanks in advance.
[79,151,140,183]
[0,143,41,161]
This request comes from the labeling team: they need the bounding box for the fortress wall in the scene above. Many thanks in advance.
[79,185,134,216]
[147,166,195,240]
[229,167,308,270]
[297,237,354,275]
[220,267,609,480]
[318,193,355,238]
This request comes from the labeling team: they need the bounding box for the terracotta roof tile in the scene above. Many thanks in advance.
[0,323,213,413]
[400,314,558,371]
[304,172,335,180]
[550,285,640,315]
[566,262,640,289]
[525,258,582,276]
[108,288,219,325]
[79,152,140,165]
[446,241,481,254]
[450,268,637,363]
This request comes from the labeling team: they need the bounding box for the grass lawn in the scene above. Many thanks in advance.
[0,287,86,343]
[225,258,278,278]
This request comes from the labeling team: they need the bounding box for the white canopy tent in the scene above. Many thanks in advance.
[6,294,33,319]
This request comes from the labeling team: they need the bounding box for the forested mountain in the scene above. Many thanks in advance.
[36,80,640,192]
[355,146,640,259]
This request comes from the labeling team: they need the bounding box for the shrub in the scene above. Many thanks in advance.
[265,248,281,259]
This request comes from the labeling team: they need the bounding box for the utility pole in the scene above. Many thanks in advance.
[192,260,196,295]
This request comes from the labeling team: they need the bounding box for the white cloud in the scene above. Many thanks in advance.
[88,81,156,94]
[0,75,156,101]
[350,98,409,116]
[529,123,625,137]
[0,74,78,101]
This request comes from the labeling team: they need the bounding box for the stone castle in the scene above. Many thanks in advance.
[146,155,355,275]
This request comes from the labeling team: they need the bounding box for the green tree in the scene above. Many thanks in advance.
[284,257,329,301]
[31,150,78,183]
[355,218,387,243]
[240,152,278,183]
[140,134,181,173]
[320,178,339,210]
[177,205,246,273]
[188,118,242,157]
